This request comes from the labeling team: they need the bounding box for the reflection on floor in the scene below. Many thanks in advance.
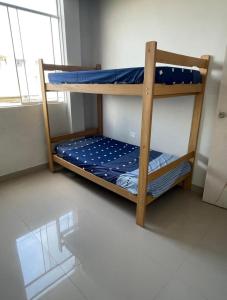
[0,169,227,300]
[16,212,77,300]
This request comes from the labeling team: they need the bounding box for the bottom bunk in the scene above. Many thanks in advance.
[54,135,191,199]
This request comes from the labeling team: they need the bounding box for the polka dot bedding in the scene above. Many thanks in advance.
[55,135,162,183]
[55,135,191,197]
[48,66,202,85]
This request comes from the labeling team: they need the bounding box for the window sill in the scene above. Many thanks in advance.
[0,102,22,108]
[0,101,64,109]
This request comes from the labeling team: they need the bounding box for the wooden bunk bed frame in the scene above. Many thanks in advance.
[39,41,210,227]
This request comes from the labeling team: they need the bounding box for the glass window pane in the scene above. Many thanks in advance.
[0,2,64,104]
[8,7,30,102]
[0,0,57,15]
[17,10,57,102]
[51,18,62,65]
[0,6,21,104]
[51,17,65,102]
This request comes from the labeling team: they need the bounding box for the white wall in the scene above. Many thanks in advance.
[79,0,99,129]
[0,103,69,176]
[0,0,84,177]
[80,0,227,187]
[63,0,86,132]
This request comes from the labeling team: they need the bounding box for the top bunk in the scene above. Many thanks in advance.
[39,41,210,98]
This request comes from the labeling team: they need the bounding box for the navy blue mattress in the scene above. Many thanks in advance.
[48,66,201,85]
[56,136,161,183]
[55,136,191,197]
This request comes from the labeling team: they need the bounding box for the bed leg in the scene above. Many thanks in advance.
[136,199,146,227]
[183,175,192,190]
[39,59,54,173]
[137,41,157,227]
[136,42,157,227]
[49,161,55,172]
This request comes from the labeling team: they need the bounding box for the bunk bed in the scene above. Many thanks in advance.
[39,41,210,227]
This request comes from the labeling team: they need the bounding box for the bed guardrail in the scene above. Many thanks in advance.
[147,151,195,182]
[156,49,209,68]
[42,63,97,71]
[50,128,99,143]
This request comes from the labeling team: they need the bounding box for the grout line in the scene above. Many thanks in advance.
[151,257,188,300]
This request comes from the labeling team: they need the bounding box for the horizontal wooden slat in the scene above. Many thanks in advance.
[53,155,137,203]
[46,83,143,96]
[51,128,98,143]
[154,83,202,97]
[148,151,195,182]
[46,83,202,97]
[43,63,96,71]
[146,172,192,205]
[156,50,209,68]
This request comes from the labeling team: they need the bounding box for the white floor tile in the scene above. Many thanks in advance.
[44,277,86,300]
[0,170,227,300]
[154,277,207,300]
[176,248,227,300]
[0,207,30,300]
[0,191,86,300]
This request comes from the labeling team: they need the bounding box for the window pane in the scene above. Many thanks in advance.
[8,7,30,102]
[51,18,62,65]
[0,6,21,104]
[17,10,58,102]
[51,17,65,102]
[0,2,64,104]
[0,0,57,15]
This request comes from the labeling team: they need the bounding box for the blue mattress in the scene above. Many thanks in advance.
[55,136,191,197]
[48,66,201,85]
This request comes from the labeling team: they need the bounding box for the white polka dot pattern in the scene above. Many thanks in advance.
[55,135,161,183]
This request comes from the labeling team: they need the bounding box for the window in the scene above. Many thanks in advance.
[0,1,64,105]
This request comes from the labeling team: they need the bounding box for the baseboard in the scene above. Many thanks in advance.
[0,165,205,197]
[0,164,48,182]
[191,184,204,196]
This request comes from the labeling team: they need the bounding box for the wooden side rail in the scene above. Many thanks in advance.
[50,128,99,143]
[53,155,137,203]
[45,83,143,96]
[45,83,202,97]
[147,151,195,182]
[156,49,209,68]
[43,63,96,71]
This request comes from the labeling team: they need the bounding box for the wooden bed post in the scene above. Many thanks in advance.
[184,55,210,189]
[39,59,54,172]
[96,64,103,135]
[136,41,157,227]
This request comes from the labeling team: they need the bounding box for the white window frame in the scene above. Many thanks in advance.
[0,0,66,107]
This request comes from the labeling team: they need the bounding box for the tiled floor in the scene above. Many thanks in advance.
[0,169,226,300]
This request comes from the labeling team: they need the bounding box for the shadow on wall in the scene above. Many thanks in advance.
[196,153,209,167]
[193,152,209,187]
